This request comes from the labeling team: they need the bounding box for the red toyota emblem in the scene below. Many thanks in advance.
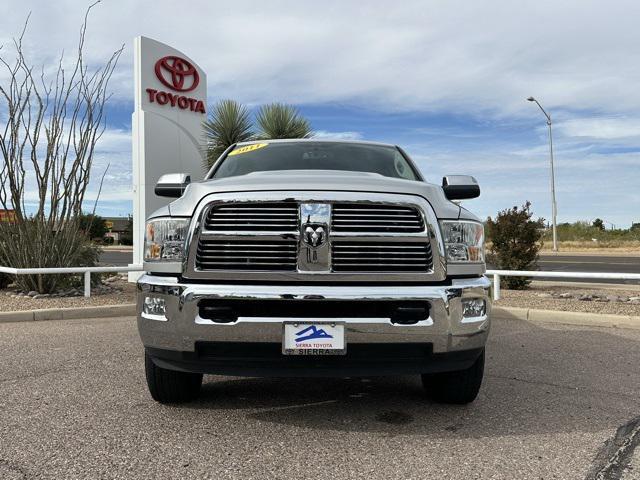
[154,56,200,92]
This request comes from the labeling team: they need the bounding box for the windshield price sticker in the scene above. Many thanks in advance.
[228,143,268,156]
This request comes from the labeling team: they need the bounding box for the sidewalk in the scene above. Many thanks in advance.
[102,245,133,252]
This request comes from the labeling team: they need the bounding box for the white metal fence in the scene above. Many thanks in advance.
[0,265,143,298]
[486,270,640,301]
[1,265,639,300]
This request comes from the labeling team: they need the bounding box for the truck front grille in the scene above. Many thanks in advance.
[204,202,298,232]
[332,241,433,272]
[196,238,297,271]
[189,196,438,280]
[331,203,423,233]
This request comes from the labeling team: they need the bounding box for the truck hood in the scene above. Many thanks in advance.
[154,170,471,220]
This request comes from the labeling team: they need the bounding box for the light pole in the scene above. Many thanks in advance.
[527,96,558,252]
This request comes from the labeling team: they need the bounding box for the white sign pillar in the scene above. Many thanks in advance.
[129,37,207,281]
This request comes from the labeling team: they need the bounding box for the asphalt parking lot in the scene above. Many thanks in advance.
[0,316,638,479]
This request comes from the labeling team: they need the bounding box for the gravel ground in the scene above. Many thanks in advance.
[0,277,136,312]
[496,283,640,316]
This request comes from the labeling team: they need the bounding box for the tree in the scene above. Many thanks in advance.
[203,101,313,170]
[592,218,605,231]
[79,213,107,240]
[256,103,312,140]
[0,5,123,293]
[486,202,545,289]
[203,99,253,168]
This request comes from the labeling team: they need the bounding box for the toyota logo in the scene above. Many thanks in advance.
[154,56,200,92]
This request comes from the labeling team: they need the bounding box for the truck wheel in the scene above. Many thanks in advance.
[144,352,203,404]
[421,350,485,404]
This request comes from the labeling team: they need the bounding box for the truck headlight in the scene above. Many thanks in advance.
[144,218,189,262]
[440,220,484,263]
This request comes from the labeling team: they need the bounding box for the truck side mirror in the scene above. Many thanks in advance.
[442,175,480,200]
[155,173,191,198]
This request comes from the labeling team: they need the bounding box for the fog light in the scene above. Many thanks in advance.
[462,298,486,318]
[143,296,166,318]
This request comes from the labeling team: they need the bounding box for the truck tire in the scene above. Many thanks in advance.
[144,352,203,404]
[421,350,484,404]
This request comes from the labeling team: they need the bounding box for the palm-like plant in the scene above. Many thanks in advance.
[255,103,313,140]
[203,99,253,168]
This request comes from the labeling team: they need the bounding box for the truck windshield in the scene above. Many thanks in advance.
[211,142,420,181]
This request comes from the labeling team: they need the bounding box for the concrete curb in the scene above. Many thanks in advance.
[0,304,136,323]
[492,306,640,330]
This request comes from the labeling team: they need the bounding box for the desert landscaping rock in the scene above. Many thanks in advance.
[0,278,136,312]
[497,283,640,316]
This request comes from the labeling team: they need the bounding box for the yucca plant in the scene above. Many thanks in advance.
[203,99,254,168]
[255,103,313,140]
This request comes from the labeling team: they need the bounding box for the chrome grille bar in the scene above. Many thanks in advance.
[331,203,424,233]
[196,238,297,271]
[332,241,433,272]
[204,202,298,231]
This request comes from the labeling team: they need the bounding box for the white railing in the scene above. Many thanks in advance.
[0,265,143,298]
[1,265,638,300]
[486,270,640,301]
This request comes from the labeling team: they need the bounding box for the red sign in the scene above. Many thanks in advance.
[154,56,200,92]
[146,55,205,114]
[0,210,16,223]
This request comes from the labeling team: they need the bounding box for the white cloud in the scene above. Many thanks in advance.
[554,117,640,140]
[2,0,640,117]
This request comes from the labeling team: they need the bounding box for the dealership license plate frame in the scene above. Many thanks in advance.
[282,321,346,355]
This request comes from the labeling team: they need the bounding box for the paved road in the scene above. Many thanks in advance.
[532,254,640,285]
[1,315,638,479]
[100,249,132,266]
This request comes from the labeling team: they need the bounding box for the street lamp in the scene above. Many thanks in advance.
[527,96,558,252]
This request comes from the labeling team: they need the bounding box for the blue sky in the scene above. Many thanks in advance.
[2,0,640,226]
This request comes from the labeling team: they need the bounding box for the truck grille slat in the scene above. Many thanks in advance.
[331,203,424,233]
[332,241,433,272]
[196,238,297,271]
[204,202,298,232]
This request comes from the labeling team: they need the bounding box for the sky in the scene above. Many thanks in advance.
[1,0,639,227]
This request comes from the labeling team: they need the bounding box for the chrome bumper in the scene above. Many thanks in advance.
[136,275,491,355]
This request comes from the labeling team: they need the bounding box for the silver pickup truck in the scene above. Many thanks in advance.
[138,139,491,404]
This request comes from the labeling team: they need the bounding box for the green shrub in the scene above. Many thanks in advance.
[0,218,101,293]
[486,202,545,289]
[542,220,640,243]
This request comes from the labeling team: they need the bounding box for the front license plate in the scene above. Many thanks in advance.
[282,322,346,355]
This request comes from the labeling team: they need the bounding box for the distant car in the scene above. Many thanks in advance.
[137,139,490,404]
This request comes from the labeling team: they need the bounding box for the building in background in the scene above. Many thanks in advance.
[104,217,131,244]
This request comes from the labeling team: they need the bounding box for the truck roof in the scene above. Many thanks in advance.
[234,138,397,148]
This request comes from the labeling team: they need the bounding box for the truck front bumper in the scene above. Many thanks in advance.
[137,275,491,376]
